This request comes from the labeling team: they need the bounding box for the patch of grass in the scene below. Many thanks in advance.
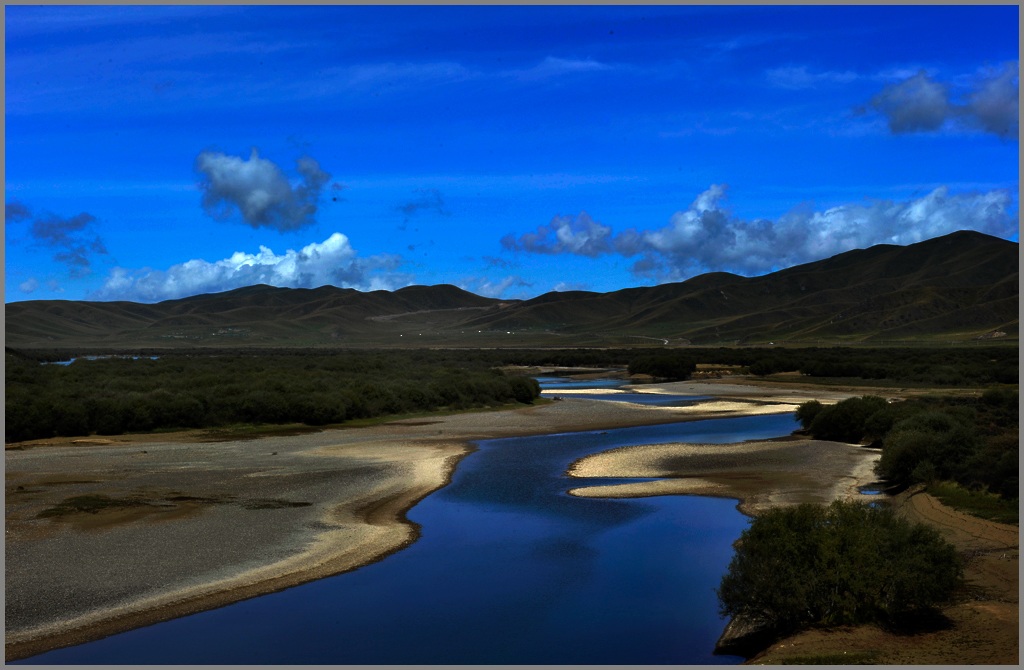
[927,481,1018,524]
[37,494,152,517]
[239,498,312,510]
[198,423,320,442]
[341,399,553,429]
[778,650,880,664]
[759,375,940,389]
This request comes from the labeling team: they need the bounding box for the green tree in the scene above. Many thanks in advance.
[718,500,962,634]
[807,395,888,443]
[794,400,823,429]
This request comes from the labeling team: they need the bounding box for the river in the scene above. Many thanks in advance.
[18,381,800,664]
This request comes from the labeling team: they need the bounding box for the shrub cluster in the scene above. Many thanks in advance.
[741,346,1016,386]
[718,500,962,634]
[5,351,541,442]
[796,389,1018,499]
[627,352,697,380]
[14,344,1016,387]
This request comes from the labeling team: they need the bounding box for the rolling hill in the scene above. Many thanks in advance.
[5,230,1018,349]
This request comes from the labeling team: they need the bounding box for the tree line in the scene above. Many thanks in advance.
[5,350,541,442]
[796,388,1018,500]
[6,344,1017,442]
[12,344,1016,386]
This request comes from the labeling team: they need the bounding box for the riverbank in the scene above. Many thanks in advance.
[6,378,1012,664]
[5,383,819,661]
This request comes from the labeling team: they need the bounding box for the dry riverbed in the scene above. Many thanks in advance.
[5,377,1016,664]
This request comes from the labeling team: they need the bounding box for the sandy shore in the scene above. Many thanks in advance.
[567,437,881,515]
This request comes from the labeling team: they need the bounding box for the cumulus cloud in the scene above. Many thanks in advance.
[92,232,412,303]
[865,63,1018,139]
[7,202,109,276]
[502,184,1018,283]
[195,148,331,230]
[501,211,613,257]
[961,62,1019,140]
[624,185,1019,281]
[868,70,951,133]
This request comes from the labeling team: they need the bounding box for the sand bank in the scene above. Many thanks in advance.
[567,437,881,515]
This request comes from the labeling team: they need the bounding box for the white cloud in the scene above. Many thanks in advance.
[460,275,532,299]
[865,62,1019,139]
[501,211,613,257]
[92,233,413,303]
[765,65,858,90]
[502,184,1018,283]
[552,281,589,292]
[8,202,109,277]
[18,278,39,294]
[511,56,613,81]
[962,62,1019,140]
[195,148,331,230]
[337,61,474,89]
[868,70,950,133]
[622,184,1019,281]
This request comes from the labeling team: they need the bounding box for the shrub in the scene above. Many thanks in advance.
[718,500,962,634]
[628,352,696,380]
[794,400,823,429]
[876,412,979,485]
[807,395,888,443]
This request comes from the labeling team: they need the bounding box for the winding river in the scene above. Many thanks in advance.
[18,382,800,664]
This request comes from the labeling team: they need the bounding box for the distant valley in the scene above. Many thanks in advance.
[6,230,1018,349]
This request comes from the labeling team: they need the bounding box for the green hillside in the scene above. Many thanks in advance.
[5,231,1018,349]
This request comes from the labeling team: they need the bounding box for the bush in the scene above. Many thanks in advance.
[628,352,696,380]
[806,395,888,443]
[876,411,979,485]
[718,500,962,634]
[794,400,823,429]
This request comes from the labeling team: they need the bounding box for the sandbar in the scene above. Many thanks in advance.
[566,437,882,515]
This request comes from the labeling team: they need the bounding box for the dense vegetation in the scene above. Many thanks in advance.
[797,389,1018,504]
[7,345,1017,445]
[740,345,1017,386]
[16,344,1017,386]
[626,351,697,380]
[4,350,542,442]
[718,500,962,635]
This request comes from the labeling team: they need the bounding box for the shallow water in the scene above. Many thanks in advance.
[18,408,799,664]
[539,376,714,406]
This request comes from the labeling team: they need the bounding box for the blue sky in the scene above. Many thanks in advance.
[4,4,1019,303]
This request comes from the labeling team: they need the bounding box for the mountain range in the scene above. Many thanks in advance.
[5,230,1018,349]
